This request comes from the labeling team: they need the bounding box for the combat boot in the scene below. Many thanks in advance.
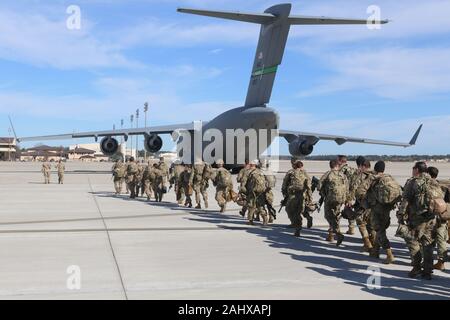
[239,210,245,217]
[325,231,334,242]
[294,229,301,237]
[262,215,268,226]
[433,259,445,271]
[204,200,208,209]
[369,245,380,259]
[336,233,344,247]
[361,237,373,253]
[408,266,422,278]
[346,225,355,235]
[220,205,226,213]
[195,204,201,209]
[384,248,395,264]
[268,216,274,223]
[306,216,313,229]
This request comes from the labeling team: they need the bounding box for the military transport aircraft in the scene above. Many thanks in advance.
[17,3,422,170]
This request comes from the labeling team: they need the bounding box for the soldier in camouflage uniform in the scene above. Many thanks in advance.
[157,156,169,193]
[428,167,449,271]
[237,160,251,217]
[338,155,358,235]
[241,160,268,226]
[263,165,277,224]
[55,160,65,184]
[126,157,139,199]
[112,159,126,194]
[192,161,211,209]
[319,160,349,246]
[152,163,164,202]
[397,162,444,279]
[135,162,145,198]
[366,161,401,264]
[170,161,186,205]
[352,158,376,252]
[41,161,51,184]
[213,159,234,213]
[281,159,313,237]
[179,164,193,208]
[142,161,156,201]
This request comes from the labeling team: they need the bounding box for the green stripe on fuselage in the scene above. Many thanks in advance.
[251,65,278,77]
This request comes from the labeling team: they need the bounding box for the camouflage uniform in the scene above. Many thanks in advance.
[152,165,164,202]
[157,159,169,191]
[340,163,358,233]
[112,161,126,194]
[134,163,144,197]
[435,180,449,263]
[170,163,185,205]
[180,166,194,207]
[397,173,444,277]
[56,162,65,184]
[192,162,210,209]
[353,170,376,244]
[237,165,252,216]
[142,163,156,201]
[214,165,234,213]
[319,169,349,242]
[242,167,268,225]
[126,160,139,199]
[281,167,312,233]
[264,169,277,223]
[41,162,51,184]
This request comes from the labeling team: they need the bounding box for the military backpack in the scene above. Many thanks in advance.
[416,175,445,215]
[373,174,402,206]
[324,171,347,204]
[246,169,267,194]
[288,169,307,194]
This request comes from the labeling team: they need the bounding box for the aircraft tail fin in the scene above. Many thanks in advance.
[178,3,389,108]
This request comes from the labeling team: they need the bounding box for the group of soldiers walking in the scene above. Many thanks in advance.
[41,160,65,184]
[110,155,449,280]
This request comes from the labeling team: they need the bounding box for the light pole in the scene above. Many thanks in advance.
[120,119,124,160]
[8,127,11,161]
[135,108,139,159]
[130,114,134,159]
[144,102,148,161]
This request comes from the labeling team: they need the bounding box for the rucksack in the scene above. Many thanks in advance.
[355,172,374,201]
[216,169,232,188]
[114,165,126,178]
[246,169,266,194]
[374,174,402,205]
[265,174,276,189]
[324,171,347,204]
[288,169,307,193]
[416,176,445,214]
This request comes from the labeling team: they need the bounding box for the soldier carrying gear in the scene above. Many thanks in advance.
[337,155,358,235]
[152,163,165,202]
[242,160,269,226]
[135,162,145,197]
[55,159,65,185]
[263,167,277,223]
[397,162,444,280]
[192,161,211,209]
[180,165,194,208]
[281,159,313,237]
[142,161,156,201]
[170,161,186,205]
[126,157,139,199]
[428,167,448,271]
[41,161,51,184]
[112,159,126,195]
[213,159,234,213]
[237,159,251,217]
[319,159,349,246]
[366,161,402,264]
[157,156,169,192]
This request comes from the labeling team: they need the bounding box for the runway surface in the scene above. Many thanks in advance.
[0,160,449,300]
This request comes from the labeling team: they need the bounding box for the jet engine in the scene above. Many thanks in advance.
[288,138,314,157]
[144,133,163,153]
[100,137,119,156]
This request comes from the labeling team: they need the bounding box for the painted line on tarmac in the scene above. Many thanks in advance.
[87,176,129,301]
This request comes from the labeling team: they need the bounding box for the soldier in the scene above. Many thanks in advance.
[397,161,444,280]
[112,159,126,195]
[135,162,145,197]
[213,159,234,213]
[281,159,313,237]
[263,164,277,224]
[124,158,130,194]
[337,155,358,235]
[237,160,251,217]
[319,159,349,246]
[241,160,268,225]
[180,164,194,208]
[170,161,186,205]
[55,160,65,184]
[366,161,402,264]
[142,161,155,201]
[353,159,376,252]
[192,161,210,209]
[428,167,448,271]
[41,161,51,184]
[157,156,169,193]
[126,157,139,199]
[152,163,164,202]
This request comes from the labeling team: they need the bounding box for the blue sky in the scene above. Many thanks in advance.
[0,0,449,155]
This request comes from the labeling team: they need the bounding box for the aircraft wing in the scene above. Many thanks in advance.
[279,124,423,148]
[17,123,195,142]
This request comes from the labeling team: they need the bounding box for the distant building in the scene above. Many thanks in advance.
[0,137,16,161]
[67,147,96,160]
[20,145,66,162]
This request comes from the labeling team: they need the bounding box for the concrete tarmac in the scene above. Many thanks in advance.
[0,160,449,300]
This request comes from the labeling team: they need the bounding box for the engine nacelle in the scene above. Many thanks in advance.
[288,139,314,157]
[144,134,163,153]
[100,137,119,156]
